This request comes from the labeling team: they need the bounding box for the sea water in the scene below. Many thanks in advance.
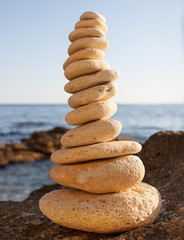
[0,104,183,201]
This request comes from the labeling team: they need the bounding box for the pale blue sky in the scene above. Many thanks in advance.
[0,0,183,104]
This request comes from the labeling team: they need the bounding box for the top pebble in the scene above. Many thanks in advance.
[80,11,106,23]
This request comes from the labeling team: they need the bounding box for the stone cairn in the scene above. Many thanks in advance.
[39,11,161,234]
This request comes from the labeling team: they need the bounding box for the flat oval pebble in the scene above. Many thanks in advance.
[68,82,117,108]
[50,155,145,194]
[64,59,110,80]
[51,140,142,164]
[64,69,120,93]
[61,119,122,148]
[39,182,162,234]
[65,101,117,126]
[69,28,105,42]
[68,37,109,55]
[80,11,106,23]
[75,19,108,33]
[63,48,104,70]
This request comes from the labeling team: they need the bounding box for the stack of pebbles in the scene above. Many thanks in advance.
[39,12,161,234]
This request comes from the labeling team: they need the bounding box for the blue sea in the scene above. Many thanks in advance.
[0,104,184,201]
[1,104,184,143]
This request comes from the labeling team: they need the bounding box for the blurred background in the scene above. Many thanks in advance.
[0,0,184,104]
[0,0,183,201]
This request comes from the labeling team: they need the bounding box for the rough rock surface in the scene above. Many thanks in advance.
[0,127,68,166]
[0,131,184,239]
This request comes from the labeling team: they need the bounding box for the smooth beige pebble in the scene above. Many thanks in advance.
[50,155,145,194]
[61,119,122,148]
[64,69,120,93]
[64,59,109,80]
[39,182,162,234]
[68,37,109,56]
[68,82,117,108]
[80,11,106,23]
[69,28,104,42]
[63,49,104,70]
[51,140,142,164]
[75,19,107,34]
[65,101,117,126]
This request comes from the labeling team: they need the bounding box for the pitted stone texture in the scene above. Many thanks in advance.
[65,101,117,126]
[39,183,161,234]
[51,140,142,164]
[50,155,145,194]
[64,69,120,93]
[61,119,122,148]
[68,82,118,108]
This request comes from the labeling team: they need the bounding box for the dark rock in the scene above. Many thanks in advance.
[0,143,46,166]
[117,136,139,141]
[0,126,69,166]
[7,150,45,163]
[6,143,29,151]
[0,143,4,149]
[0,131,184,239]
[0,151,8,166]
[22,126,68,154]
[0,144,8,166]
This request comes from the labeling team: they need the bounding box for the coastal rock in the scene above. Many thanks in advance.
[0,127,69,166]
[0,150,8,166]
[0,131,183,239]
[6,143,29,151]
[0,143,4,149]
[0,142,45,165]
[23,127,68,154]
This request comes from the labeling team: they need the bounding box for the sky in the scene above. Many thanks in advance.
[0,0,183,104]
